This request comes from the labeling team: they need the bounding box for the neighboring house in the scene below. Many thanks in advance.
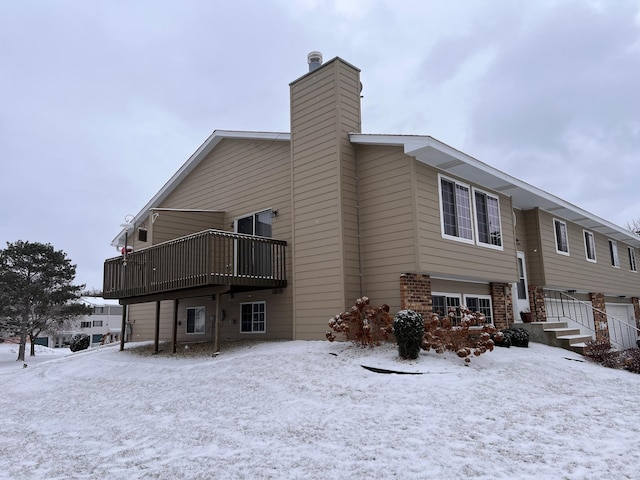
[103,53,640,352]
[37,297,124,348]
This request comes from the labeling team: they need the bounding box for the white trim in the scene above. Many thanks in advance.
[240,301,266,334]
[553,218,570,256]
[462,294,493,322]
[472,186,504,251]
[437,174,474,245]
[609,240,620,268]
[186,306,206,334]
[583,230,597,263]
[629,247,637,273]
[111,131,289,246]
[349,133,640,248]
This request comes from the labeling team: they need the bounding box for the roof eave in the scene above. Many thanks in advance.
[350,133,640,247]
[110,130,290,247]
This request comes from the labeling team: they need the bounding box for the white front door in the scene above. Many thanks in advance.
[512,251,529,319]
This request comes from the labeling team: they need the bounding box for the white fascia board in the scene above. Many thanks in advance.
[350,133,640,247]
[110,130,290,247]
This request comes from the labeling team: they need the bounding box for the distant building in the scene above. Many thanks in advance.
[37,297,124,348]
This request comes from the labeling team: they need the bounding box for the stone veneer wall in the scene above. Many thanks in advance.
[590,292,610,344]
[399,273,431,317]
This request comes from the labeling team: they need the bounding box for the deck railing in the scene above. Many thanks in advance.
[103,229,287,299]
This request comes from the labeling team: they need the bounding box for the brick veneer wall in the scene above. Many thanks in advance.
[399,273,431,317]
[633,297,640,331]
[590,292,610,344]
[528,285,547,321]
[489,282,511,330]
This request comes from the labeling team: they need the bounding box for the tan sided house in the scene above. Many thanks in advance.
[104,53,640,353]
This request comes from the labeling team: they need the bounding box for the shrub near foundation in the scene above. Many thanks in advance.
[326,297,393,348]
[393,310,425,360]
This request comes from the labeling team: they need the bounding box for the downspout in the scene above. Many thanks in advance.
[355,148,364,297]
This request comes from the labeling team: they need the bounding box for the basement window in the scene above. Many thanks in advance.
[241,302,266,333]
[186,306,206,334]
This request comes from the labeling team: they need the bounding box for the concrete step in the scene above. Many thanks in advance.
[555,334,593,345]
[544,327,580,336]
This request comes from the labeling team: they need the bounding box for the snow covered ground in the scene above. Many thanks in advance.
[1,339,640,479]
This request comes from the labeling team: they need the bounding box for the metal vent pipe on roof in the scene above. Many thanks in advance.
[307,51,323,72]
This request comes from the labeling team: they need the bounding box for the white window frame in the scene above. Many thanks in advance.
[240,301,266,334]
[472,187,503,250]
[609,240,620,268]
[92,320,103,327]
[80,321,92,328]
[629,247,637,272]
[462,294,493,324]
[186,306,206,334]
[431,292,462,323]
[553,218,570,255]
[438,175,474,245]
[583,230,596,263]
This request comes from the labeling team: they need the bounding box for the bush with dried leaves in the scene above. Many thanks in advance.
[326,297,393,348]
[421,305,498,364]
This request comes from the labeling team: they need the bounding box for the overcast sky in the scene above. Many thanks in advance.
[1,0,639,291]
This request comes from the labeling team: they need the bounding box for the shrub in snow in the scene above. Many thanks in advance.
[70,333,90,352]
[326,297,393,348]
[422,305,497,364]
[393,310,424,359]
[494,328,529,348]
[595,348,640,374]
[584,339,611,363]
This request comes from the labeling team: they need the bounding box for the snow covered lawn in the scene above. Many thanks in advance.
[1,340,640,479]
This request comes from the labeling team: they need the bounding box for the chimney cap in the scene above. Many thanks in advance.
[307,51,323,72]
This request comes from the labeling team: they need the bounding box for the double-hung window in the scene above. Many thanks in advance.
[438,175,503,249]
[186,306,206,334]
[474,189,502,248]
[609,240,620,268]
[583,231,596,262]
[241,302,266,333]
[463,295,493,324]
[629,247,637,272]
[439,177,473,243]
[554,219,569,255]
[432,293,462,324]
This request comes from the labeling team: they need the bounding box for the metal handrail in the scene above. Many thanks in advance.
[544,290,639,350]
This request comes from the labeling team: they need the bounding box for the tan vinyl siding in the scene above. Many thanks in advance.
[535,209,640,296]
[125,137,294,341]
[523,209,545,286]
[415,162,518,284]
[357,145,417,310]
[290,58,361,339]
[150,210,225,245]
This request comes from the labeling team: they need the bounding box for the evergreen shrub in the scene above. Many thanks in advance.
[393,310,424,360]
[70,333,90,352]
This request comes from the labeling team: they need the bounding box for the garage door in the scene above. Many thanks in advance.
[605,303,637,349]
